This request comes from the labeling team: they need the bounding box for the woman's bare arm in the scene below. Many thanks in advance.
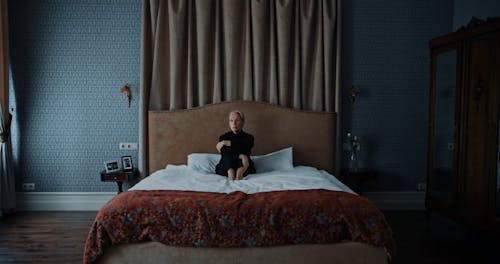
[216,140,231,152]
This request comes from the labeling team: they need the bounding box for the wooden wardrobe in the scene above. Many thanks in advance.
[426,19,500,231]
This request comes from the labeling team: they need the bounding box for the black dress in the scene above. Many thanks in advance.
[215,130,256,177]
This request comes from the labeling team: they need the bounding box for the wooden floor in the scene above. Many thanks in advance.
[386,211,499,264]
[0,211,499,263]
[0,211,96,263]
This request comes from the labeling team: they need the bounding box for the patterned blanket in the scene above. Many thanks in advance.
[83,189,395,263]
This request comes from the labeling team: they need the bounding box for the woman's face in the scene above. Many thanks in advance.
[229,112,244,134]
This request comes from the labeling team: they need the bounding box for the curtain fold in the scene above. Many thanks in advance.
[0,0,16,217]
[140,0,341,176]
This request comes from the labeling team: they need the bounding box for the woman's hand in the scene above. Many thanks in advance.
[216,140,231,152]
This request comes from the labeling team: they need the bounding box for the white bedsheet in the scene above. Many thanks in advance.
[130,165,355,195]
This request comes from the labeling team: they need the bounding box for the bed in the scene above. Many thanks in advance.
[83,101,395,264]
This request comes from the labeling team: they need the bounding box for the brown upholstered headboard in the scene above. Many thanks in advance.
[148,101,336,174]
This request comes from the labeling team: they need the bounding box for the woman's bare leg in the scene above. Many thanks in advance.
[227,168,235,181]
[236,167,247,180]
[236,154,249,180]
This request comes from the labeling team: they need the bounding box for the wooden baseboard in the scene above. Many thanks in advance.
[16,192,116,211]
[364,191,425,210]
[16,191,425,211]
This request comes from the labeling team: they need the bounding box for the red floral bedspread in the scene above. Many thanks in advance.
[83,189,395,263]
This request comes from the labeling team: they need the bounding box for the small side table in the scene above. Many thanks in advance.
[100,168,138,193]
[341,169,376,195]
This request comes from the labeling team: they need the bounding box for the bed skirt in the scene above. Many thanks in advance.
[97,241,388,264]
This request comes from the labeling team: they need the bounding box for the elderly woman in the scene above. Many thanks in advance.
[215,110,256,180]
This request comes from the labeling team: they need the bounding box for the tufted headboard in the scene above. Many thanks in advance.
[148,101,336,174]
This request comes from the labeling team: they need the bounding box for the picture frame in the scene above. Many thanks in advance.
[104,160,120,173]
[121,156,133,171]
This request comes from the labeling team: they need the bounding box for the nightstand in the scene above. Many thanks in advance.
[341,169,376,195]
[100,168,138,193]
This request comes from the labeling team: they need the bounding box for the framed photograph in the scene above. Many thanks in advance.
[104,160,120,173]
[121,156,133,171]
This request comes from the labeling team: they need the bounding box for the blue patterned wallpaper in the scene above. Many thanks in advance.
[341,0,454,190]
[8,0,141,192]
[340,0,498,191]
[8,0,491,192]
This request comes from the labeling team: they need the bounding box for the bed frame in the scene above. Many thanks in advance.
[98,101,388,264]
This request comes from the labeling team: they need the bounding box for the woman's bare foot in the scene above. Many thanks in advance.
[236,167,245,180]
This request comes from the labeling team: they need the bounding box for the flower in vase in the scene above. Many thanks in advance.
[343,132,360,155]
[343,132,361,171]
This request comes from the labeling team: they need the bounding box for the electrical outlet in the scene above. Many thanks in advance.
[22,183,35,191]
[417,182,426,191]
[119,142,138,150]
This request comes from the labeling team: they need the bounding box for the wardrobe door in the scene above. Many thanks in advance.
[463,30,500,227]
[496,116,500,224]
[427,46,459,213]
[490,32,500,227]
[493,106,500,224]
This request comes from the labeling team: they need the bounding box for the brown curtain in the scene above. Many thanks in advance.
[0,0,15,217]
[140,0,342,175]
[0,0,7,118]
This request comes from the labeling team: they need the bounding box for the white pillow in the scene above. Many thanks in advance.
[187,153,220,174]
[252,147,293,173]
[187,147,294,174]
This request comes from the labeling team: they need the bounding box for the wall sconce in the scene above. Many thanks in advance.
[347,85,359,106]
[120,84,132,107]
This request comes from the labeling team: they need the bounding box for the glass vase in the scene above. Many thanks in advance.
[348,152,359,172]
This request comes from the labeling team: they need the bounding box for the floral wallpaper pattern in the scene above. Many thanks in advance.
[8,0,141,192]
